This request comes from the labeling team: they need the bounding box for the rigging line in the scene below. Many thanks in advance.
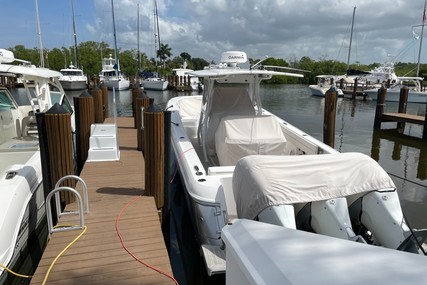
[387,172,427,189]
[115,195,180,285]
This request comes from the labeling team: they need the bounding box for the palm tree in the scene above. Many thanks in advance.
[157,43,172,69]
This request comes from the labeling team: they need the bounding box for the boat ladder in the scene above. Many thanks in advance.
[46,175,89,234]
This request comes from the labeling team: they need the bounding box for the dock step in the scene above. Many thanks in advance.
[87,124,120,161]
[201,244,226,276]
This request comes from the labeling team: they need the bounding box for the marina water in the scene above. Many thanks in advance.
[12,84,427,284]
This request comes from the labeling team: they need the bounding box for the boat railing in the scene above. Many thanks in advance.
[45,175,89,234]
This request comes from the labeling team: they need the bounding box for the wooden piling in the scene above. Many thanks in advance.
[323,86,338,148]
[91,85,104,123]
[74,90,95,174]
[132,84,140,128]
[144,102,164,210]
[397,86,409,131]
[373,85,387,129]
[101,84,109,119]
[352,78,358,100]
[37,104,75,208]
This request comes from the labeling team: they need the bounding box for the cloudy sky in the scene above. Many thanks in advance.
[1,0,427,65]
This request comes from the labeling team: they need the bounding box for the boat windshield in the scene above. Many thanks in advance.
[51,91,73,115]
[61,71,82,76]
[0,90,16,110]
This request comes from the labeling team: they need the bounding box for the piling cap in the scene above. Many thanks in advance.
[146,102,163,113]
[80,90,91,97]
[46,103,69,114]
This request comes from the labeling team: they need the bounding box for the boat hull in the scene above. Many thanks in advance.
[140,79,168,91]
[59,79,87,90]
[365,89,427,103]
[103,78,130,90]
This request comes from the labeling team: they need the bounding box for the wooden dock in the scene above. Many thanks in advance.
[30,117,176,285]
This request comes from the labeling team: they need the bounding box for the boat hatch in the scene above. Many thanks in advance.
[10,142,39,149]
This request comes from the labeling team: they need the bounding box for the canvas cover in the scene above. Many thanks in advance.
[232,153,396,219]
[215,115,287,166]
[177,97,202,119]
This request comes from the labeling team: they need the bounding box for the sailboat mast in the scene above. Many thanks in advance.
[35,0,44,68]
[154,0,161,66]
[71,0,78,67]
[347,6,356,72]
[137,3,141,71]
[111,0,119,76]
[416,0,427,77]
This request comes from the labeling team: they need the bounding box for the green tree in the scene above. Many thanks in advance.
[157,43,172,69]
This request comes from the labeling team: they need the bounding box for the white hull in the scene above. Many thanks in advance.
[103,77,130,90]
[140,78,168,90]
[59,79,87,90]
[365,88,427,103]
[309,84,344,97]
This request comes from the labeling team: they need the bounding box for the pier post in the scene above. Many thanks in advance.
[91,85,103,123]
[132,84,140,128]
[136,93,151,152]
[397,86,409,132]
[323,86,337,148]
[352,78,358,100]
[36,104,75,215]
[373,85,387,130]
[101,84,109,119]
[144,102,165,211]
[423,102,427,140]
[74,90,95,174]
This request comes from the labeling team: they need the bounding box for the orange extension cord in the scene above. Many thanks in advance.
[115,195,179,285]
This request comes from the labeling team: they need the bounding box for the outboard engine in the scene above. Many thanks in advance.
[258,205,296,229]
[310,197,361,241]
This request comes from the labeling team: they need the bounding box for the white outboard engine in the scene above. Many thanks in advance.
[258,205,296,229]
[359,190,412,250]
[310,197,360,241]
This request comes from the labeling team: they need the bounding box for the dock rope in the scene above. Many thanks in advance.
[115,195,179,285]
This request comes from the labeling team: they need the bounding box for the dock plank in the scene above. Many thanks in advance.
[383,112,425,124]
[30,117,175,285]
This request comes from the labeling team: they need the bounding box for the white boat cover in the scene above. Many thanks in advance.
[215,115,287,166]
[177,97,202,119]
[232,153,396,219]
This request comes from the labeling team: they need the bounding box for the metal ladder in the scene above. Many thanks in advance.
[46,175,89,234]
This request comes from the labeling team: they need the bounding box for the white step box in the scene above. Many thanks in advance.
[87,124,120,162]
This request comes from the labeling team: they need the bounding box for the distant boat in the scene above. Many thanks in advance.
[100,0,130,91]
[308,75,344,97]
[171,61,203,92]
[100,54,130,91]
[59,0,88,90]
[59,64,87,90]
[364,76,427,103]
[139,0,168,91]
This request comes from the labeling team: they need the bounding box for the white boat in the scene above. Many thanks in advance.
[59,0,87,91]
[172,61,203,92]
[139,0,168,91]
[99,54,130,91]
[100,0,130,91]
[0,49,74,283]
[364,76,427,103]
[309,75,344,97]
[59,64,87,90]
[166,51,427,277]
[140,76,168,91]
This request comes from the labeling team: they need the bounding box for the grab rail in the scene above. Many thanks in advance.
[55,175,89,218]
[46,186,85,234]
